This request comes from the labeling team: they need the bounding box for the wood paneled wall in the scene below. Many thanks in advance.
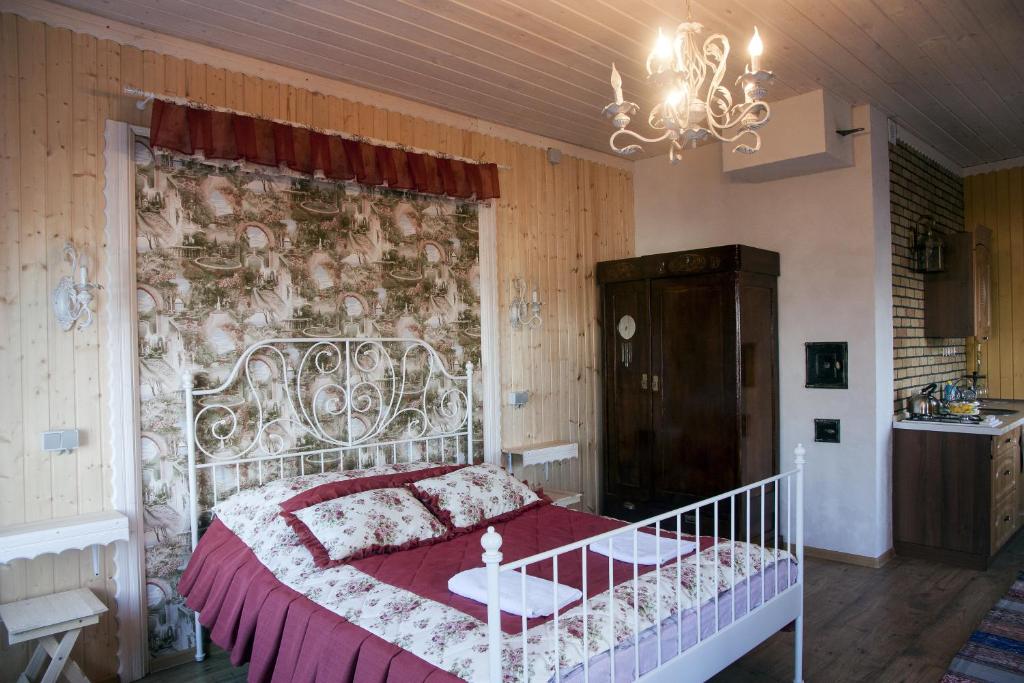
[965,167,1024,400]
[0,12,633,680]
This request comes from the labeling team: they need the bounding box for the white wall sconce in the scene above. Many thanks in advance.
[52,241,101,331]
[509,276,543,330]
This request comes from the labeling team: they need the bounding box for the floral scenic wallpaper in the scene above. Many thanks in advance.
[133,139,482,659]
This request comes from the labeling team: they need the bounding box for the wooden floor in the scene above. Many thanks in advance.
[143,532,1024,683]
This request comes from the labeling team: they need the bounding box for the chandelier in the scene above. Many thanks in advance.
[602,3,773,163]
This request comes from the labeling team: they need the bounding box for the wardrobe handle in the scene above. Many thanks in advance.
[652,375,660,392]
[641,373,648,391]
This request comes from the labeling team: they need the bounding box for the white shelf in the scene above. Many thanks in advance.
[543,488,583,508]
[502,440,578,468]
[503,441,581,508]
[0,511,129,564]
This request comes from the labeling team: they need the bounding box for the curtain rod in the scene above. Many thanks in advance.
[122,86,511,170]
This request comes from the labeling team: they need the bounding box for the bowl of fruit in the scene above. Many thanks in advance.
[947,401,980,416]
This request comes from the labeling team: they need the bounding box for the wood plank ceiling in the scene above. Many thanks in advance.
[53,0,1024,168]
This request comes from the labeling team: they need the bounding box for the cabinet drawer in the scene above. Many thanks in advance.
[993,493,1018,553]
[994,427,1022,456]
[993,448,1019,501]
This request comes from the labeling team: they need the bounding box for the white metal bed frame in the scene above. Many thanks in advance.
[183,337,475,662]
[183,337,803,682]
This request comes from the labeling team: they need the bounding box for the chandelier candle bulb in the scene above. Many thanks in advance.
[748,27,764,72]
[655,28,673,61]
[610,63,623,105]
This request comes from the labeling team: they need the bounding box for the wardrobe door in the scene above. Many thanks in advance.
[738,273,779,484]
[650,274,738,505]
[602,279,651,516]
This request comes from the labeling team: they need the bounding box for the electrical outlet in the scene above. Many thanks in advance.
[805,342,848,389]
[41,429,80,453]
[508,391,529,407]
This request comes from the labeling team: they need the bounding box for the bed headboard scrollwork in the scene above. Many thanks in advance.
[182,337,474,545]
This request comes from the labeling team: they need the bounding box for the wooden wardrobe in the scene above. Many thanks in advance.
[596,245,780,524]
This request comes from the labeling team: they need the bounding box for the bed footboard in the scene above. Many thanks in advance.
[482,444,807,683]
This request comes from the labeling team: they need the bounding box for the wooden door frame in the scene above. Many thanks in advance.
[478,202,502,464]
[104,120,147,682]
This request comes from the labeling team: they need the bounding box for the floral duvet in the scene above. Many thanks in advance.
[183,463,795,682]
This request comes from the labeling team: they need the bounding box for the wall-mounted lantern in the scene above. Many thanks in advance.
[913,215,945,273]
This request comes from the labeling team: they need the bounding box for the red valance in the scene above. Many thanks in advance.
[149,100,500,200]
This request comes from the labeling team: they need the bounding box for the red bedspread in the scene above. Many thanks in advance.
[181,518,462,683]
[180,504,710,682]
[350,504,710,634]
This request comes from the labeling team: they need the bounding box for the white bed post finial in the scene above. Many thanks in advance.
[793,443,805,683]
[182,370,206,662]
[465,361,474,465]
[481,526,502,682]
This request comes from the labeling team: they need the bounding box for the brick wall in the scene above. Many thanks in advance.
[891,141,966,413]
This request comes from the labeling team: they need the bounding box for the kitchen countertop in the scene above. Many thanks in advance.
[893,399,1024,435]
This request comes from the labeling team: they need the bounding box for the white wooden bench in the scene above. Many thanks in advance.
[0,588,107,683]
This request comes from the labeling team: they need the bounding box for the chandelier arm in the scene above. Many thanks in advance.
[703,34,730,81]
[668,138,685,163]
[730,128,763,155]
[610,127,675,151]
[729,100,770,125]
[647,103,669,131]
[706,85,735,123]
[700,122,763,154]
[706,100,770,134]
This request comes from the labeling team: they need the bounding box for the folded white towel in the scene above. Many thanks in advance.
[589,532,696,565]
[448,567,582,618]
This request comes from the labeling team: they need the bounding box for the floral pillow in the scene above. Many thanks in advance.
[279,464,463,515]
[213,461,440,539]
[287,487,448,567]
[407,463,547,533]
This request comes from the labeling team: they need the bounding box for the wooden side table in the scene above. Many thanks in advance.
[0,588,107,683]
[502,441,581,507]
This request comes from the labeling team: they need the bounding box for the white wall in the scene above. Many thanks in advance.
[633,105,893,558]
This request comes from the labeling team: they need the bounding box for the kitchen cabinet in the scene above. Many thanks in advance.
[596,245,779,527]
[893,425,1021,569]
[924,226,991,338]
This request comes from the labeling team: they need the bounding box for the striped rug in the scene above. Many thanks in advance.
[943,571,1024,682]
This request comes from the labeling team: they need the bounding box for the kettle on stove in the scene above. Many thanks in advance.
[907,383,940,416]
